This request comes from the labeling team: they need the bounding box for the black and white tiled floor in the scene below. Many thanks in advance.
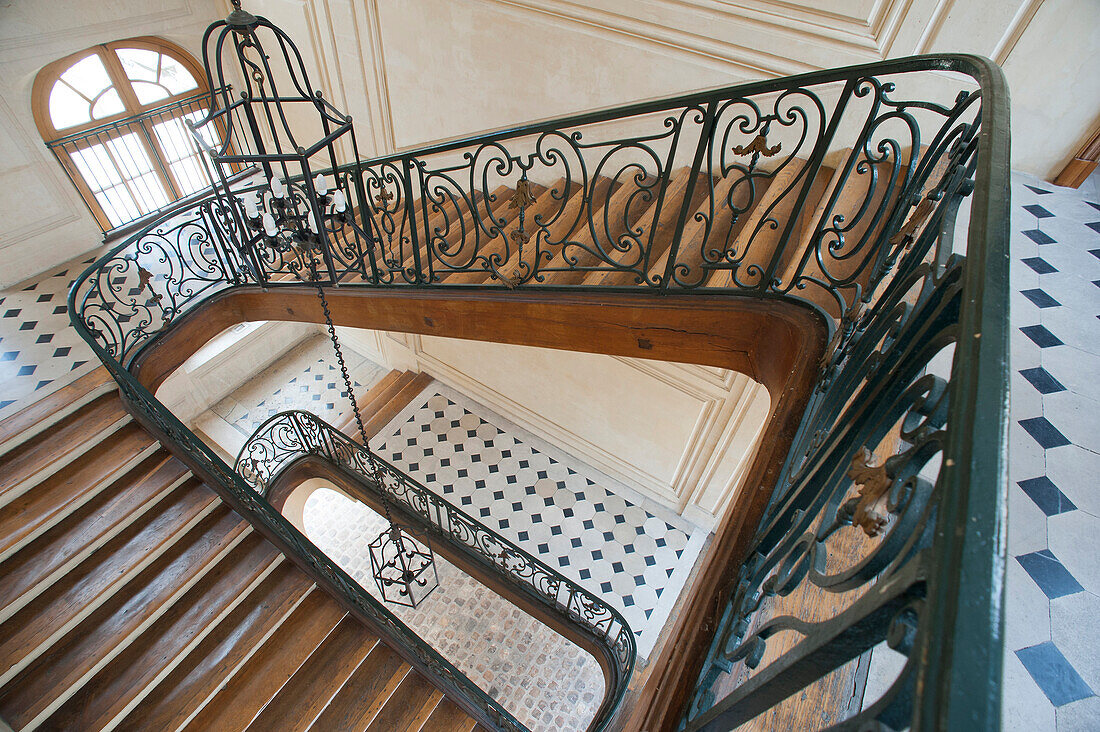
[3,171,1099,727]
[0,258,99,416]
[208,335,387,440]
[372,384,709,659]
[1003,171,1100,730]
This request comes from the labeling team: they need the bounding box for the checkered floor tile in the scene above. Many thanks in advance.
[0,258,101,416]
[302,486,604,731]
[210,335,387,439]
[1002,171,1100,730]
[373,384,707,659]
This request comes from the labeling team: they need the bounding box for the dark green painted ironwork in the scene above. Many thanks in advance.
[68,52,1009,731]
[235,409,635,726]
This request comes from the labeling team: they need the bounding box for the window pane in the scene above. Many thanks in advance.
[153,117,194,162]
[172,157,208,196]
[160,56,198,95]
[132,80,170,105]
[72,144,124,189]
[60,54,113,98]
[105,133,154,178]
[131,171,171,210]
[97,184,141,227]
[91,87,125,119]
[49,81,91,130]
[184,109,220,149]
[116,48,159,82]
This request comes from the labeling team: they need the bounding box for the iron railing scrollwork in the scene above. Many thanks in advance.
[67,338,530,732]
[235,409,636,728]
[69,53,1009,730]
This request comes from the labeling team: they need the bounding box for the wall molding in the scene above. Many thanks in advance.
[474,0,819,78]
[407,334,690,505]
[0,95,83,250]
[991,0,1045,65]
[0,1,198,54]
[361,328,767,520]
[350,0,398,155]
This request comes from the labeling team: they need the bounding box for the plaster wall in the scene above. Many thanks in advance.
[0,0,222,289]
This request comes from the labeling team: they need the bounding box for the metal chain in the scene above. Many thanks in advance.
[302,242,399,530]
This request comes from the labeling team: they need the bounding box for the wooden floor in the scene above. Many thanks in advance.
[0,370,480,732]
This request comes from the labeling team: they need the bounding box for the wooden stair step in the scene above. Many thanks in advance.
[0,366,114,456]
[113,565,315,732]
[335,368,405,435]
[366,671,443,732]
[0,479,217,677]
[40,532,281,731]
[780,153,914,317]
[584,167,709,287]
[179,591,347,732]
[0,452,189,622]
[306,642,411,731]
[546,171,660,286]
[0,422,160,563]
[245,615,381,732]
[0,392,131,508]
[404,190,487,275]
[420,696,479,732]
[535,175,619,284]
[468,178,578,286]
[361,372,432,440]
[430,184,513,282]
[712,160,836,289]
[0,503,248,729]
[439,181,548,285]
[652,168,777,288]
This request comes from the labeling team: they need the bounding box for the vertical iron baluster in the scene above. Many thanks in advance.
[662,100,717,291]
[758,79,855,294]
[403,156,424,283]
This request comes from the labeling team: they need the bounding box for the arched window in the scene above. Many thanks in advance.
[33,37,221,232]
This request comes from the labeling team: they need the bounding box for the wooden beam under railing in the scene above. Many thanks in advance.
[128,285,827,731]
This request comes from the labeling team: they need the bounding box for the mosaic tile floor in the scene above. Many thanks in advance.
[0,257,99,416]
[301,486,604,731]
[1002,171,1100,730]
[209,334,387,440]
[372,384,709,659]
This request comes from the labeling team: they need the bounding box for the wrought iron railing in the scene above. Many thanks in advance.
[68,53,1010,730]
[236,409,635,724]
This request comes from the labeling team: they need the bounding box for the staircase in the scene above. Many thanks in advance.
[61,52,1010,732]
[335,369,433,441]
[365,156,896,322]
[0,370,480,732]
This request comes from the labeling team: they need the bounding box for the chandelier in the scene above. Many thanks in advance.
[190,0,438,608]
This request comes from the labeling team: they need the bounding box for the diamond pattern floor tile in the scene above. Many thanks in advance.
[0,256,101,417]
[373,385,706,659]
[1001,171,1100,729]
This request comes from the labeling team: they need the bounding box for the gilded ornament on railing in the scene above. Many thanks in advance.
[374,187,394,209]
[134,262,162,305]
[889,196,935,249]
[509,227,530,247]
[846,446,892,536]
[508,178,538,210]
[732,133,781,158]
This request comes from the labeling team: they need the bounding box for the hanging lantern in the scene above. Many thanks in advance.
[188,0,380,285]
[194,1,437,607]
[368,524,441,608]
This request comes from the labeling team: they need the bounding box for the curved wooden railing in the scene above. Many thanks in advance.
[68,54,1010,730]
